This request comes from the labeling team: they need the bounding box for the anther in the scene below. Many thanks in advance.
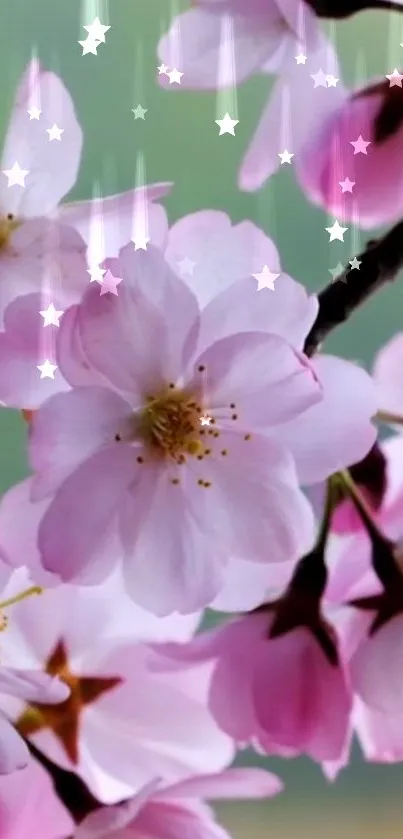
[221,449,228,456]
[136,455,144,463]
[230,403,236,409]
[198,365,205,372]
[115,433,121,442]
[171,478,180,485]
[244,433,251,441]
[231,414,238,421]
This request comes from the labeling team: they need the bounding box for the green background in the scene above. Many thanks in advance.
[1,1,403,835]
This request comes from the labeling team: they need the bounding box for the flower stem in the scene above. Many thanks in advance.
[304,220,403,357]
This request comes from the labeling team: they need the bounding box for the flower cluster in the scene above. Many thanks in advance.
[1,1,403,836]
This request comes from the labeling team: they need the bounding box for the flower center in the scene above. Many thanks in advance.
[136,386,205,461]
[0,214,19,250]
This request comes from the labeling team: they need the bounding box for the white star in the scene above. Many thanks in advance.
[252,265,280,291]
[47,124,64,141]
[37,360,58,379]
[39,303,64,327]
[278,149,294,164]
[295,53,307,64]
[132,105,147,120]
[386,68,403,87]
[2,161,29,187]
[87,265,106,283]
[99,270,122,296]
[132,235,150,251]
[311,69,328,88]
[200,413,212,427]
[157,63,169,75]
[326,74,339,87]
[27,106,41,120]
[349,256,362,270]
[215,113,239,136]
[168,68,183,84]
[83,16,110,42]
[78,36,100,55]
[339,177,355,193]
[325,219,348,242]
[177,256,196,276]
[350,135,371,154]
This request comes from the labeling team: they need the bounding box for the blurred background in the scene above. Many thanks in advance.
[1,0,403,835]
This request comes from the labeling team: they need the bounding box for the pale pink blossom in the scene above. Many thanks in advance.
[0,757,73,838]
[16,244,325,614]
[153,609,352,763]
[0,568,232,802]
[75,768,282,839]
[0,60,170,324]
[158,6,343,192]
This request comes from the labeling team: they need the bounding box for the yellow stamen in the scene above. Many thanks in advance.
[0,586,43,611]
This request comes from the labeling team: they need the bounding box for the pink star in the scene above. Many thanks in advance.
[350,135,371,155]
[386,68,403,88]
[99,270,122,296]
[339,177,355,193]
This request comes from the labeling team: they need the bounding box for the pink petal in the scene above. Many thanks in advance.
[194,432,316,566]
[161,767,283,801]
[0,667,69,703]
[37,446,137,583]
[241,34,346,191]
[0,293,69,409]
[0,479,60,585]
[196,275,318,354]
[0,713,29,774]
[0,758,73,836]
[191,332,321,429]
[60,184,172,258]
[0,61,82,217]
[372,333,403,418]
[354,698,403,763]
[254,628,352,761]
[157,5,284,90]
[29,386,131,499]
[350,615,403,713]
[120,469,226,615]
[116,245,200,378]
[273,355,377,484]
[296,76,403,227]
[165,210,280,309]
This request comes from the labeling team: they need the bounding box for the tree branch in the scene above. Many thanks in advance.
[304,219,403,357]
[27,739,100,825]
[306,0,403,18]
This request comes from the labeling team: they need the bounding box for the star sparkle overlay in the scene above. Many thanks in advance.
[2,161,29,186]
[215,113,239,136]
[40,303,64,327]
[132,104,148,120]
[252,266,280,291]
[37,360,58,379]
[79,16,110,55]
[325,220,348,242]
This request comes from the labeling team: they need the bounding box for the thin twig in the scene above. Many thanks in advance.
[306,0,403,18]
[304,219,403,357]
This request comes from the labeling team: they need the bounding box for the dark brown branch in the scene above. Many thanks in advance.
[304,219,403,357]
[27,739,100,825]
[306,0,403,18]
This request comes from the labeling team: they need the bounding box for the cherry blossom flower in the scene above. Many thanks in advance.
[0,568,232,802]
[74,768,282,839]
[295,73,403,228]
[14,244,324,614]
[0,60,170,323]
[157,5,343,192]
[152,605,352,764]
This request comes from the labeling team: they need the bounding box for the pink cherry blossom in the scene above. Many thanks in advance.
[0,60,170,325]
[20,244,323,614]
[295,73,403,228]
[153,609,352,763]
[158,6,344,192]
[0,757,73,838]
[0,568,232,802]
[373,332,403,420]
[74,768,282,839]
[158,0,320,91]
